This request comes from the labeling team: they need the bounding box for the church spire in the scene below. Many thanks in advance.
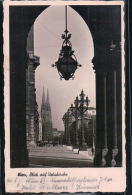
[46,88,50,104]
[41,87,45,109]
[46,88,51,110]
[41,87,53,143]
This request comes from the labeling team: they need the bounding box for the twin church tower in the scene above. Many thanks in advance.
[41,88,53,143]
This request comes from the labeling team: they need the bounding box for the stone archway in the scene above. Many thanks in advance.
[10,5,122,168]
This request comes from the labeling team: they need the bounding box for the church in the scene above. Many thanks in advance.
[41,88,53,143]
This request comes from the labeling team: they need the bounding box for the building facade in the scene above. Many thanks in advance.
[52,128,64,145]
[26,26,40,147]
[63,93,96,151]
[38,113,43,141]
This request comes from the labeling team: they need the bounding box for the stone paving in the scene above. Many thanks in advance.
[29,145,94,167]
[29,145,93,159]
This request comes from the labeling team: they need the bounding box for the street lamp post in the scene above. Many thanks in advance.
[77,90,90,151]
[70,97,79,149]
[62,113,67,145]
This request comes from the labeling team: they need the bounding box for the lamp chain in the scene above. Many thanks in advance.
[65,5,68,32]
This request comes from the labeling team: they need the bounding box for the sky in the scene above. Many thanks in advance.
[34,6,95,131]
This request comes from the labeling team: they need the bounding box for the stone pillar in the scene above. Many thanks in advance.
[10,33,28,167]
[106,69,120,166]
[29,115,35,145]
[26,54,40,147]
[111,70,118,166]
[28,61,36,147]
[106,42,121,167]
[26,68,30,147]
[93,57,108,166]
[9,6,47,168]
[93,41,121,167]
[102,72,108,166]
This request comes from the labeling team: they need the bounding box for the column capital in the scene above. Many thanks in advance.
[28,53,40,68]
[92,57,107,74]
[92,42,121,73]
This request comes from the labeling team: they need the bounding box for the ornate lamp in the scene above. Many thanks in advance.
[70,98,79,148]
[52,6,81,80]
[77,90,90,150]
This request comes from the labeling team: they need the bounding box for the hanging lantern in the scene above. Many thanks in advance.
[52,6,81,80]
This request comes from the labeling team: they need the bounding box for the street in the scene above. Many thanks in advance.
[29,146,93,167]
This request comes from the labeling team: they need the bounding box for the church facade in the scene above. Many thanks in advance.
[41,88,53,143]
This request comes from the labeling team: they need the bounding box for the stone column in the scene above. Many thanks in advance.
[9,6,46,168]
[29,115,35,145]
[10,31,28,167]
[26,68,30,147]
[106,42,121,167]
[102,72,108,166]
[93,56,108,166]
[27,54,40,147]
[93,40,121,167]
[106,69,120,167]
[111,70,118,166]
[28,61,36,147]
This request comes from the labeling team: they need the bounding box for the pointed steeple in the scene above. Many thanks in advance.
[46,88,50,105]
[46,88,51,110]
[41,87,53,142]
[41,87,45,110]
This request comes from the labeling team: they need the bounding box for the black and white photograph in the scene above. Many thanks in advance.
[3,0,126,193]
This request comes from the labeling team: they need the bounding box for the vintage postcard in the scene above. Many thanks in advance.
[3,0,126,193]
